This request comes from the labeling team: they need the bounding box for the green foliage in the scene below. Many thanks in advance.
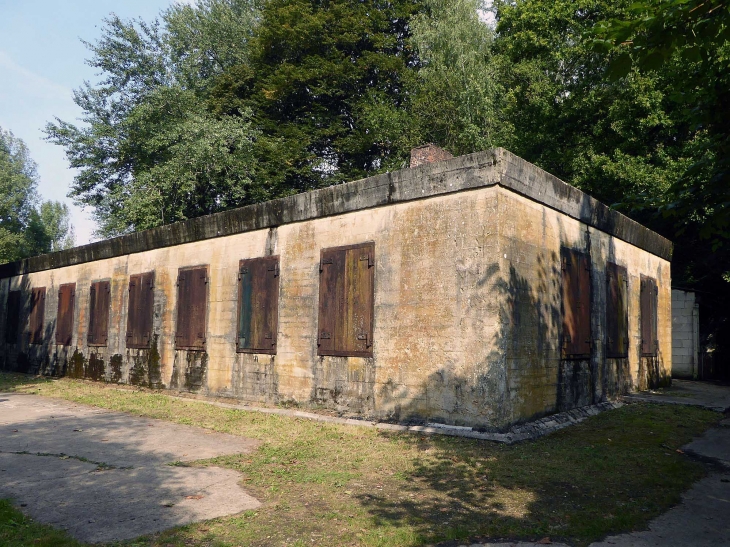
[210,0,424,193]
[0,128,73,263]
[45,0,261,238]
[494,0,691,206]
[410,0,512,155]
[595,0,730,244]
[0,127,37,262]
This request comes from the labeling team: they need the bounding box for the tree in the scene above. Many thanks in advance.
[0,127,74,263]
[595,0,730,244]
[595,0,730,371]
[409,0,513,156]
[209,0,425,193]
[493,0,695,208]
[45,0,261,238]
[0,127,38,262]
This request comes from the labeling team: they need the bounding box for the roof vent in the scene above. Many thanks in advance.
[410,144,453,168]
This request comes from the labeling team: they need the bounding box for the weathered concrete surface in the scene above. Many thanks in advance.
[0,148,672,431]
[684,427,730,466]
[623,379,730,412]
[0,393,260,543]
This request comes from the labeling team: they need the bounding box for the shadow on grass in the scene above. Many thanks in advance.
[0,373,54,392]
[355,404,720,546]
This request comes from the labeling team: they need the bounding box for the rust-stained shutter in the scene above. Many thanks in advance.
[344,243,374,354]
[126,272,155,349]
[318,242,375,357]
[5,290,22,344]
[176,266,207,350]
[29,287,46,345]
[237,256,279,354]
[640,275,658,356]
[318,247,342,355]
[56,283,76,346]
[87,280,111,346]
[562,249,591,359]
[606,263,629,358]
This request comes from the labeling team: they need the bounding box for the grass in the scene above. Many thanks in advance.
[0,499,83,547]
[0,372,722,547]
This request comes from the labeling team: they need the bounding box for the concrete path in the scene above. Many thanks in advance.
[0,393,260,543]
[623,379,730,412]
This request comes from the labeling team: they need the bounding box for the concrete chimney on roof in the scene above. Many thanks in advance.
[410,144,453,168]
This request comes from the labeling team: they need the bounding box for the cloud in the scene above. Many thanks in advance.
[0,51,72,101]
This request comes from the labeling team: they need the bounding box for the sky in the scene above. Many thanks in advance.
[0,0,193,245]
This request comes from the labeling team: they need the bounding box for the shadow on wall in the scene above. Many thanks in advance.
[377,241,664,431]
[1,273,56,376]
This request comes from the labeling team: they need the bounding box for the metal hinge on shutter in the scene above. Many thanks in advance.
[320,258,333,272]
[357,333,371,347]
[267,264,280,276]
[319,331,331,340]
[359,253,374,268]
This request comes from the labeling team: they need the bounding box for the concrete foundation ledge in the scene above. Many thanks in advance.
[163,391,623,444]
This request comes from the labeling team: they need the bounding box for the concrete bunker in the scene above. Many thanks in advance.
[0,148,672,430]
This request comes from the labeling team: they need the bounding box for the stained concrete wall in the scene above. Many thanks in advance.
[672,289,699,379]
[0,149,672,430]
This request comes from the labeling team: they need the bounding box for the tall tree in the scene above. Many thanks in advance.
[45,0,261,238]
[0,127,38,262]
[595,0,730,369]
[209,0,424,193]
[494,0,694,208]
[0,127,74,263]
[410,0,512,155]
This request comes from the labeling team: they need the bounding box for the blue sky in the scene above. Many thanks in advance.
[0,0,192,244]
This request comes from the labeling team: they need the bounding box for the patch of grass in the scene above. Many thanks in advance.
[0,499,82,547]
[1,373,722,547]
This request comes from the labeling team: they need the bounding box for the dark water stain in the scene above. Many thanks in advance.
[67,349,86,379]
[110,354,123,383]
[148,335,162,389]
[16,352,30,374]
[87,353,105,382]
[129,352,149,387]
[184,352,207,392]
[128,336,164,388]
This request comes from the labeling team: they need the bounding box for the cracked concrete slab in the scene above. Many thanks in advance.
[0,393,260,543]
[683,427,730,467]
[623,379,730,412]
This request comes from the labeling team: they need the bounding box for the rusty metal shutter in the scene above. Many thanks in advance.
[29,287,46,345]
[176,266,207,350]
[56,283,76,346]
[606,263,629,358]
[126,272,155,349]
[562,249,591,359]
[640,275,658,356]
[237,256,279,354]
[5,290,22,344]
[318,242,375,357]
[87,280,111,346]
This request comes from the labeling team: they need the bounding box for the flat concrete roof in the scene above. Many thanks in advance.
[0,148,672,279]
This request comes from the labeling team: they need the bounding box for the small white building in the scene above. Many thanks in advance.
[671,289,699,379]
